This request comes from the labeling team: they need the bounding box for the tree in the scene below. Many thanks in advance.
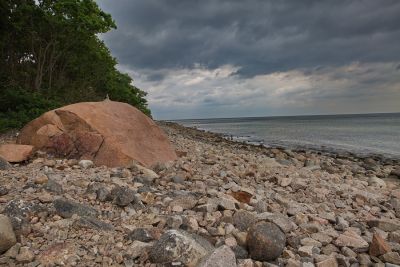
[0,0,150,132]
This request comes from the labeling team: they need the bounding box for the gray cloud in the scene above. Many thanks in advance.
[98,0,400,77]
[96,0,400,119]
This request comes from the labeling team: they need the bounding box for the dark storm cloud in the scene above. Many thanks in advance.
[97,0,400,77]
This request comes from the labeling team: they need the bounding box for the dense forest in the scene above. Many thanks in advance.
[0,0,150,132]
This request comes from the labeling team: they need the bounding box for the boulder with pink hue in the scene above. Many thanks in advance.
[17,100,177,167]
[0,144,34,163]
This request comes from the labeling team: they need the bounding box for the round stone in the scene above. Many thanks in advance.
[246,221,286,261]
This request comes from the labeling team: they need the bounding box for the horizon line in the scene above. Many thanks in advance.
[161,111,400,122]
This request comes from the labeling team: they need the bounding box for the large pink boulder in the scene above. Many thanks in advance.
[17,100,177,167]
[0,144,34,162]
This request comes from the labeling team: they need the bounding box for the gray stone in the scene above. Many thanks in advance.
[0,187,9,196]
[53,198,98,218]
[110,186,136,206]
[149,230,214,266]
[368,219,400,232]
[3,199,45,230]
[231,245,248,259]
[0,156,11,170]
[233,210,257,231]
[198,245,236,267]
[127,227,160,242]
[96,187,111,202]
[0,215,17,254]
[172,176,185,184]
[246,221,286,261]
[44,179,63,194]
[128,240,152,259]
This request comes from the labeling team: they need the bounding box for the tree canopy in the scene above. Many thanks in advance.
[0,0,150,132]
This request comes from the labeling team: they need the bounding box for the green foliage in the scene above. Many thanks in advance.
[0,0,151,132]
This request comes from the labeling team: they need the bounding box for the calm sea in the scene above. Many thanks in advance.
[175,113,400,159]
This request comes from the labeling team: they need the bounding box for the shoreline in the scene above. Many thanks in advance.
[161,121,400,167]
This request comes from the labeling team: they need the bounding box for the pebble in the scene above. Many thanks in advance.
[0,215,17,253]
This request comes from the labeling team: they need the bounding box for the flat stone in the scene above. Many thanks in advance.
[382,252,400,265]
[246,221,286,261]
[16,246,35,263]
[368,219,400,232]
[0,215,17,253]
[53,198,98,218]
[149,230,213,266]
[257,212,294,233]
[298,245,320,257]
[334,230,369,251]
[169,192,198,210]
[198,245,236,267]
[210,196,236,210]
[0,144,34,162]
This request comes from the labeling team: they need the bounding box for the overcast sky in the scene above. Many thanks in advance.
[97,0,400,119]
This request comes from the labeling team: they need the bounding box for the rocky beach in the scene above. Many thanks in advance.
[0,121,400,266]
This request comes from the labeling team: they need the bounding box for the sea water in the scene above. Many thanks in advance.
[175,113,400,159]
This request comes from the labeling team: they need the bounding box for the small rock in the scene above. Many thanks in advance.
[96,187,111,201]
[368,177,386,188]
[0,156,11,170]
[298,245,319,257]
[315,257,338,267]
[225,237,237,247]
[381,252,400,265]
[358,254,371,265]
[198,245,236,267]
[169,192,198,210]
[334,230,369,251]
[149,230,213,266]
[233,210,257,231]
[231,245,248,259]
[16,246,35,263]
[0,215,17,253]
[34,174,48,185]
[53,198,98,218]
[369,233,391,257]
[210,197,236,210]
[246,221,286,261]
[127,227,161,242]
[367,219,400,232]
[79,160,94,168]
[110,186,136,206]
[128,240,152,259]
[45,179,63,194]
[4,242,21,258]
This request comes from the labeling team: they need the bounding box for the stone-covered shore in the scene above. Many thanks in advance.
[0,122,400,266]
